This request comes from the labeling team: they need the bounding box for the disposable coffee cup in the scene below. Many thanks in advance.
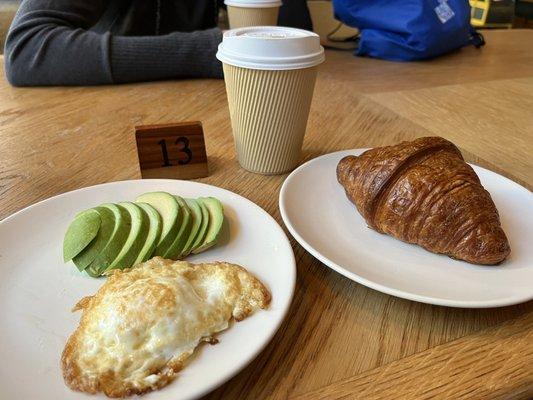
[217,26,325,174]
[225,0,282,29]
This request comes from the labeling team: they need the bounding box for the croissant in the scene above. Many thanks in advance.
[336,137,510,265]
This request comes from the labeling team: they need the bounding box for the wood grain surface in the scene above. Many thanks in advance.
[0,29,532,399]
[293,313,533,400]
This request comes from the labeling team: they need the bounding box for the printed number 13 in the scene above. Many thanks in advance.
[157,137,193,167]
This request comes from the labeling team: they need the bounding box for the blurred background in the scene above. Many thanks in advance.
[1,0,532,54]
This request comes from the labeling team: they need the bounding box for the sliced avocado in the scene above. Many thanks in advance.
[136,192,181,256]
[192,197,224,254]
[163,196,193,260]
[190,199,210,253]
[84,265,101,278]
[72,206,116,272]
[63,209,101,262]
[104,202,149,272]
[134,203,162,264]
[179,198,203,257]
[86,203,131,275]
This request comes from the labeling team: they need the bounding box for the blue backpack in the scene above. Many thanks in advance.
[332,0,485,61]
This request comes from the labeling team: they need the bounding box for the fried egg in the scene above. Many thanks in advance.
[61,257,270,398]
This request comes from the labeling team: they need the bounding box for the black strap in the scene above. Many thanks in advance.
[470,29,486,48]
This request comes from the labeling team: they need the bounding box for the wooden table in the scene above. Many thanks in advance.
[1,29,532,399]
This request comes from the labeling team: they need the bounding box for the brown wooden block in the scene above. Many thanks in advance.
[135,122,208,180]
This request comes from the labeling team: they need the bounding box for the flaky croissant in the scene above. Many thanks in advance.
[337,137,510,265]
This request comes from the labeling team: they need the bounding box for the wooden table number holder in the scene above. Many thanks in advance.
[135,122,209,180]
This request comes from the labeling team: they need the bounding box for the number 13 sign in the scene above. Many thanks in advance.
[135,122,209,180]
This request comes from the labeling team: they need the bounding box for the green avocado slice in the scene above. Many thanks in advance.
[136,192,181,257]
[163,196,193,260]
[179,198,203,258]
[72,206,116,272]
[84,264,101,278]
[134,203,162,264]
[190,199,210,253]
[63,209,101,262]
[104,202,149,272]
[192,197,224,254]
[86,203,131,275]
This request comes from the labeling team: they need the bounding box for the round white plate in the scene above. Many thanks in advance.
[0,180,295,400]
[280,149,533,308]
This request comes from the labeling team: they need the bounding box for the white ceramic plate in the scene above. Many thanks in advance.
[0,179,295,400]
[280,149,533,308]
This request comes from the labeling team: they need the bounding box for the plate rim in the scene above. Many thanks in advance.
[279,149,533,309]
[0,178,296,400]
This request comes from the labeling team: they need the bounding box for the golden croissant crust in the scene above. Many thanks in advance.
[336,137,510,265]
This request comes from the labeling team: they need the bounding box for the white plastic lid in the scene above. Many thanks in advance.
[224,0,282,8]
[216,26,325,70]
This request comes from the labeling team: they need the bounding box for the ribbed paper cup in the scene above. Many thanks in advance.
[223,64,317,174]
[217,26,325,174]
[227,6,279,29]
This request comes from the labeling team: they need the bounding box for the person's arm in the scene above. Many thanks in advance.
[4,0,223,87]
[4,1,112,86]
[110,29,222,84]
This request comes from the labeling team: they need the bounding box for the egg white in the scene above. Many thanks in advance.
[61,257,270,397]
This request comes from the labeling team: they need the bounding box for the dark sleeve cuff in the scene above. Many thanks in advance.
[110,27,223,83]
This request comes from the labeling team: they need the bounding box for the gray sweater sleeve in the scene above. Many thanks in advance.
[4,0,223,86]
